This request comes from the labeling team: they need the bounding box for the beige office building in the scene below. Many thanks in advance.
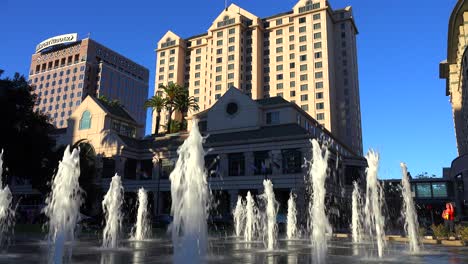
[154,0,363,155]
[440,0,468,156]
[29,35,149,131]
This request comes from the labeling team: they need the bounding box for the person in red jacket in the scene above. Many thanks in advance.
[442,203,455,233]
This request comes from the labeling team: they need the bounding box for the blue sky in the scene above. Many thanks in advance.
[1,0,458,179]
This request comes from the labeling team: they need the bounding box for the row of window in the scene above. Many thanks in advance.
[40,100,80,112]
[41,93,81,104]
[34,54,81,73]
[31,66,85,82]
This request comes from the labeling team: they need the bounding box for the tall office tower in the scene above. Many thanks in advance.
[154,0,363,154]
[29,34,149,130]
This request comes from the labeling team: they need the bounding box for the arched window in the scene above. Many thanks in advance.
[79,110,91,130]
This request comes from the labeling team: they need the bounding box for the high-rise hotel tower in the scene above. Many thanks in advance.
[29,34,149,131]
[154,0,363,154]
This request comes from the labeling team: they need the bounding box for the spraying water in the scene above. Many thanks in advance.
[309,139,331,264]
[364,150,386,258]
[286,192,298,239]
[262,179,278,250]
[400,163,420,253]
[43,146,83,263]
[0,150,14,247]
[131,188,151,241]
[244,191,258,242]
[351,181,363,243]
[169,120,208,264]
[102,174,124,249]
[233,195,245,237]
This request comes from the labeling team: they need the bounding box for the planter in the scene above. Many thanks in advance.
[441,240,465,246]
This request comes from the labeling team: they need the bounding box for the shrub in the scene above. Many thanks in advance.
[456,225,468,241]
[431,224,448,239]
[418,227,426,237]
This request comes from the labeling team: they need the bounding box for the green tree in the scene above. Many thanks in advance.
[144,94,166,135]
[0,70,59,192]
[98,95,122,107]
[173,88,200,130]
[158,83,184,133]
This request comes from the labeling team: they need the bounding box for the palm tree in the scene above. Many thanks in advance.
[158,83,183,133]
[173,89,199,130]
[144,94,166,135]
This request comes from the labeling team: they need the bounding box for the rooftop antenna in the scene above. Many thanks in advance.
[86,32,91,39]
[225,0,228,10]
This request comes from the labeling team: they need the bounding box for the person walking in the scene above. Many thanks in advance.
[442,203,455,234]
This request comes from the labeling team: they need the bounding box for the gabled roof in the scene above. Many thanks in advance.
[91,96,138,124]
[256,96,290,106]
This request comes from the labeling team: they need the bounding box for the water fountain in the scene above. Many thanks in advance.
[286,192,298,240]
[43,146,83,263]
[400,163,420,253]
[244,191,258,242]
[233,195,245,237]
[351,181,363,243]
[0,150,14,247]
[364,150,386,258]
[262,179,278,250]
[102,174,124,249]
[169,120,208,264]
[309,139,331,264]
[131,187,150,241]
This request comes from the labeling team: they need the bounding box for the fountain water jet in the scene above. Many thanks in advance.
[400,163,420,253]
[102,174,124,248]
[351,181,363,243]
[43,146,83,263]
[0,150,14,247]
[364,150,386,258]
[309,139,331,264]
[286,192,298,239]
[169,120,208,263]
[244,191,258,242]
[262,179,278,250]
[233,195,245,237]
[131,187,150,241]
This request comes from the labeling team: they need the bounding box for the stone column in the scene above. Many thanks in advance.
[136,160,142,180]
[244,151,255,176]
[218,154,228,178]
[228,189,239,212]
[115,156,126,177]
[270,150,282,175]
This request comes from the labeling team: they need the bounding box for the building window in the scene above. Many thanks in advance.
[228,153,245,176]
[276,83,283,89]
[276,56,283,62]
[289,44,295,50]
[315,62,323,69]
[300,45,307,52]
[299,17,306,24]
[313,14,321,20]
[290,91,296,97]
[316,92,323,99]
[314,32,322,39]
[317,113,325,120]
[300,64,308,71]
[266,111,280,124]
[79,110,91,130]
[229,37,235,43]
[276,38,283,44]
[300,94,308,101]
[229,28,235,34]
[277,74,283,80]
[300,74,308,81]
[215,94,221,99]
[316,82,323,89]
[300,55,307,62]
[228,73,234,79]
[299,26,306,33]
[300,84,308,91]
[217,40,223,46]
[299,36,307,42]
[276,65,283,71]
[315,72,323,78]
[276,29,283,35]
[290,81,296,87]
[215,84,222,90]
[316,102,324,109]
[276,47,283,53]
[276,18,283,25]
[301,105,309,111]
[315,52,322,59]
[228,55,235,61]
[282,149,302,173]
[313,23,321,30]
